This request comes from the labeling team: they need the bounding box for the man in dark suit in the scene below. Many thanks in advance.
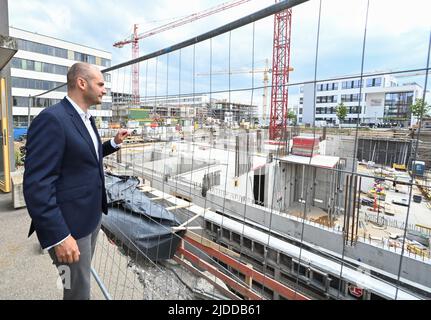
[23,62,129,300]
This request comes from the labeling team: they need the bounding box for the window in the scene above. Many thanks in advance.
[316,95,337,104]
[232,232,241,244]
[16,38,67,58]
[384,92,413,120]
[103,73,111,82]
[101,102,112,110]
[13,96,61,107]
[34,61,42,72]
[341,94,360,102]
[67,50,74,60]
[280,254,292,269]
[14,115,32,127]
[342,79,362,89]
[74,52,97,64]
[11,58,68,75]
[222,228,230,240]
[254,242,264,255]
[366,77,382,87]
[12,77,67,92]
[242,237,252,249]
[316,82,337,91]
[101,58,111,67]
[348,106,362,114]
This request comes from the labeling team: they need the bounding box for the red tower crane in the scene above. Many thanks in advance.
[113,0,250,105]
[269,1,292,141]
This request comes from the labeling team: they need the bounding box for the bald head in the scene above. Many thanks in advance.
[67,62,99,90]
[66,62,106,110]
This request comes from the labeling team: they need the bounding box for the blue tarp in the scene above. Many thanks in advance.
[103,173,185,261]
[13,127,27,140]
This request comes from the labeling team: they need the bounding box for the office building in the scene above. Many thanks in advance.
[9,27,112,127]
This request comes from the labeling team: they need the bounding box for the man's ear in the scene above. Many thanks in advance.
[77,77,87,90]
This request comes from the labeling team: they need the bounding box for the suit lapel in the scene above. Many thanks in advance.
[62,98,99,163]
[71,115,100,162]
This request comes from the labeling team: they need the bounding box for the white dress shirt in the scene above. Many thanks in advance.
[46,96,121,250]
[66,96,121,155]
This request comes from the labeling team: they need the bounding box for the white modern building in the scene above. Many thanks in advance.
[9,27,112,127]
[298,74,423,127]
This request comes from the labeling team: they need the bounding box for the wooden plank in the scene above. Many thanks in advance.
[185,236,310,300]
[176,247,263,300]
[166,203,193,211]
[137,186,154,192]
[186,231,240,258]
[173,256,242,300]
[178,212,202,228]
[172,226,202,231]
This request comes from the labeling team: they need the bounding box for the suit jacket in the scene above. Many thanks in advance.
[23,97,118,249]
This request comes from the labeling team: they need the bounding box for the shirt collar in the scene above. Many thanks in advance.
[66,96,90,121]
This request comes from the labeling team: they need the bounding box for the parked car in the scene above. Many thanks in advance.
[392,198,409,207]
[361,198,374,207]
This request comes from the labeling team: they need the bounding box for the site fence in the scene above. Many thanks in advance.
[25,0,431,300]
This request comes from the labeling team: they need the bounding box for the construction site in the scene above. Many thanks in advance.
[1,0,431,301]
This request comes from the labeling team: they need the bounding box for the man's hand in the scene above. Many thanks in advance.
[54,235,80,264]
[114,129,129,145]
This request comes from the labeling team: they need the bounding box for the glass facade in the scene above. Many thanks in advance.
[16,38,67,58]
[11,57,68,75]
[74,52,96,64]
[341,93,361,102]
[366,77,382,87]
[384,91,413,122]
[13,96,61,108]
[317,82,338,91]
[16,38,111,67]
[13,115,34,127]
[316,95,337,103]
[12,77,67,92]
[342,79,362,89]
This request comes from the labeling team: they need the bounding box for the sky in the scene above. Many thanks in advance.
[7,0,431,112]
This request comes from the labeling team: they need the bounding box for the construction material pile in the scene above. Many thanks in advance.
[291,136,320,157]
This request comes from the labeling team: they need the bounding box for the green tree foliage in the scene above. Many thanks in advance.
[287,110,297,125]
[335,102,348,123]
[410,98,430,118]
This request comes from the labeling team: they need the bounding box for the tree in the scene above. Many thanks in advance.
[287,110,297,125]
[335,102,348,127]
[410,98,430,121]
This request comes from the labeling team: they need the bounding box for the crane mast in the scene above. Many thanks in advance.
[269,2,292,141]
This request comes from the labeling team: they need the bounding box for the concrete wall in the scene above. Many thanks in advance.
[357,138,411,167]
[0,0,15,171]
[325,135,356,171]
